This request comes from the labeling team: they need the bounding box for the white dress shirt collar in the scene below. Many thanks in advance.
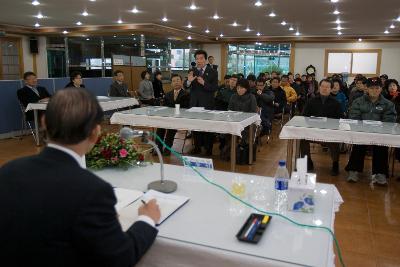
[47,143,86,169]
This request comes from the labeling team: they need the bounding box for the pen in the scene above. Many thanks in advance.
[243,218,258,239]
[247,220,261,241]
[141,199,147,205]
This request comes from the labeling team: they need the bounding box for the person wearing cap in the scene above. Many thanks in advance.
[345,78,397,185]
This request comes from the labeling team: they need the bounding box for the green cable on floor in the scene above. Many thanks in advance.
[151,133,346,267]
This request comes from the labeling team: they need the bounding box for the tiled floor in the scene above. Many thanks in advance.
[1,125,399,267]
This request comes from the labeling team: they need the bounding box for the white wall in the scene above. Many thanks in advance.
[21,35,48,78]
[294,42,400,81]
[202,44,222,80]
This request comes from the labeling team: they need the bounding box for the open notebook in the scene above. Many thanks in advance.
[114,188,190,230]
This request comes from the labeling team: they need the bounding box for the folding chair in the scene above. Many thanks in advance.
[17,101,37,143]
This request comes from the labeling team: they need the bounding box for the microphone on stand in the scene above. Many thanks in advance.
[119,127,178,193]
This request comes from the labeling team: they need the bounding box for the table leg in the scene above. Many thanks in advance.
[286,139,294,174]
[34,109,40,146]
[249,124,254,165]
[231,135,237,172]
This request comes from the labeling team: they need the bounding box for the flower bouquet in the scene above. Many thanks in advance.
[86,133,145,169]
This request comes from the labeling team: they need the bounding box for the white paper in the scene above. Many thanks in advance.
[339,123,351,131]
[97,96,110,100]
[363,120,382,126]
[186,107,206,112]
[339,119,358,124]
[114,188,143,212]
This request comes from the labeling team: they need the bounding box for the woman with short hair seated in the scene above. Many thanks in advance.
[65,71,85,88]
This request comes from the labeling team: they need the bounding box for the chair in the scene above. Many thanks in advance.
[17,101,37,143]
[173,130,193,154]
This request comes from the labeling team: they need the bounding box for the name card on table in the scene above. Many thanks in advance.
[339,118,358,124]
[182,156,214,170]
[363,120,383,126]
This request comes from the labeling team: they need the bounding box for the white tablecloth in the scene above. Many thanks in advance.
[25,97,139,112]
[110,109,261,137]
[95,164,343,267]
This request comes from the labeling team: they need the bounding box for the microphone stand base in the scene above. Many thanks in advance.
[148,180,177,193]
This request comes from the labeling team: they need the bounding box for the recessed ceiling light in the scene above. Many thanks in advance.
[333,10,340,15]
[245,27,251,32]
[289,26,294,31]
[32,0,40,6]
[131,7,139,13]
[89,0,96,2]
[335,18,341,24]
[162,17,168,22]
[337,31,342,35]
[281,21,287,26]
[205,29,210,33]
[384,30,389,34]
[36,13,44,19]
[232,21,238,27]
[141,34,144,37]
[187,36,192,40]
[113,35,117,37]
[86,38,90,40]
[82,11,89,16]
[358,38,362,42]
[117,19,123,24]
[213,14,220,20]
[295,31,300,36]
[397,16,400,22]
[219,33,224,37]
[76,21,82,26]
[189,3,197,10]
[390,24,395,29]
[330,0,339,2]
[187,23,193,28]
[269,12,276,17]
[336,25,342,30]
[254,1,262,7]
[34,22,40,27]
[256,32,261,36]
[62,30,68,34]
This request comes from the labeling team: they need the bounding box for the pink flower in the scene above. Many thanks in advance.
[111,157,118,162]
[119,149,128,158]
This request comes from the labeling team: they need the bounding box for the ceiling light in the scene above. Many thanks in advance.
[337,31,342,35]
[34,22,40,27]
[82,11,89,16]
[245,27,251,32]
[256,32,261,36]
[254,1,262,6]
[62,30,68,34]
[187,23,193,28]
[232,21,238,27]
[162,17,168,22]
[269,12,276,17]
[390,24,395,29]
[397,16,400,22]
[333,10,340,15]
[335,18,341,24]
[281,21,287,26]
[89,0,96,1]
[358,38,362,42]
[187,36,192,40]
[384,30,389,34]
[295,31,300,36]
[219,33,224,37]
[76,21,82,26]
[213,14,220,20]
[131,7,139,13]
[117,19,123,24]
[113,35,117,37]
[289,26,294,31]
[36,13,44,19]
[32,0,40,6]
[330,0,339,2]
[86,38,90,41]
[336,25,342,30]
[205,29,210,33]
[189,3,197,10]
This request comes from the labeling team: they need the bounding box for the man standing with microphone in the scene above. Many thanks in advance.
[186,50,218,156]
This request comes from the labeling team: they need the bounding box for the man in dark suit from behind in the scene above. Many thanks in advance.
[185,50,218,155]
[109,69,130,97]
[0,88,160,267]
[156,74,190,156]
[17,71,51,121]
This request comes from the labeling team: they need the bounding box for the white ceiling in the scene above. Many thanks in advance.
[1,0,400,38]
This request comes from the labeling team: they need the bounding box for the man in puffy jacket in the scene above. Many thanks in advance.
[345,78,397,185]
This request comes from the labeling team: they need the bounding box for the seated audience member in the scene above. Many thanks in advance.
[156,74,190,156]
[219,74,231,90]
[380,74,388,88]
[383,79,399,100]
[332,79,348,116]
[305,74,319,99]
[300,79,342,175]
[0,88,160,266]
[257,72,266,83]
[138,70,155,105]
[152,70,165,100]
[255,78,274,135]
[65,71,85,88]
[228,79,257,113]
[345,78,397,185]
[247,74,257,95]
[295,73,301,79]
[215,74,238,110]
[17,71,51,121]
[294,77,306,114]
[301,74,307,83]
[349,77,367,106]
[109,70,130,97]
[281,75,298,108]
[269,77,287,115]
[271,71,279,79]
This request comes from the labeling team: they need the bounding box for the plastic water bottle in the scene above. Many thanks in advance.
[274,160,290,213]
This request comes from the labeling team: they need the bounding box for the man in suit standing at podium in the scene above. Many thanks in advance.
[186,50,218,155]
[0,88,160,267]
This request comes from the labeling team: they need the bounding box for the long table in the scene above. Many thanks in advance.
[94,163,343,267]
[279,116,400,173]
[110,106,261,171]
[25,96,139,146]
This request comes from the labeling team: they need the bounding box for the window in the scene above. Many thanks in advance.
[227,43,292,77]
[325,49,381,77]
[0,38,22,80]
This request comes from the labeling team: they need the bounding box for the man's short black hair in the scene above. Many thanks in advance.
[367,77,382,88]
[154,70,162,77]
[230,74,239,80]
[194,49,208,59]
[288,72,293,76]
[208,55,214,59]
[246,74,256,81]
[171,73,183,81]
[319,79,333,88]
[237,78,250,90]
[113,70,124,76]
[141,70,149,80]
[271,77,281,83]
[224,74,231,80]
[356,77,368,84]
[256,78,265,84]
[70,71,82,82]
[281,75,289,80]
[271,71,278,75]
[380,74,388,79]
[237,73,245,79]
[332,78,344,90]
[45,88,104,145]
[23,71,36,80]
